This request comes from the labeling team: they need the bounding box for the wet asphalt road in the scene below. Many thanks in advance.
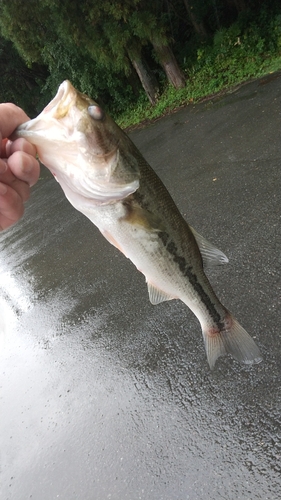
[0,72,280,500]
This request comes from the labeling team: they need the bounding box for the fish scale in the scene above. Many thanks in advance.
[14,80,262,369]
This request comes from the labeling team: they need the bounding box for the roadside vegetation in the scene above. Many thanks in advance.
[118,10,281,128]
[0,1,280,128]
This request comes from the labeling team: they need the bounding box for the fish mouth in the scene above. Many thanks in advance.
[13,80,76,141]
[43,80,71,114]
[42,80,76,117]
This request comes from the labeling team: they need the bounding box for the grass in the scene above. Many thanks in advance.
[117,55,281,130]
[116,13,281,130]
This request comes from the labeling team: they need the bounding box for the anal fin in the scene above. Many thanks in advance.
[147,282,175,305]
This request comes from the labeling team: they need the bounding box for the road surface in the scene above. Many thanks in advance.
[0,72,280,500]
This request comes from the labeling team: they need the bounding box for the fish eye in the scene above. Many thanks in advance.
[88,105,104,121]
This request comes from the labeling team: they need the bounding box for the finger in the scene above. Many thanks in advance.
[0,182,25,231]
[0,158,8,174]
[7,151,40,187]
[0,165,31,203]
[0,160,34,201]
[0,138,8,156]
[6,137,37,158]
[0,103,30,139]
[0,176,30,204]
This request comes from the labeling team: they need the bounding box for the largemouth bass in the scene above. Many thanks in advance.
[15,80,262,368]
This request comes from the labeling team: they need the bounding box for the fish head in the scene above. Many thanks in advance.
[15,80,140,207]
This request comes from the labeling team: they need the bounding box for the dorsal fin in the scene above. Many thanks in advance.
[190,227,229,268]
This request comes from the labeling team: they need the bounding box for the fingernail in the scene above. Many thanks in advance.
[22,162,33,174]
[0,183,8,195]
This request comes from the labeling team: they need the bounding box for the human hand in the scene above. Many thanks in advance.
[0,103,40,231]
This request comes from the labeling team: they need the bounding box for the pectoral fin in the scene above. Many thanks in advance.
[190,227,229,268]
[147,282,175,305]
[122,199,165,231]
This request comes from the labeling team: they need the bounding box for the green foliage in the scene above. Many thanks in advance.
[0,34,48,115]
[189,7,281,85]
[0,0,280,124]
[117,8,281,128]
[0,0,141,115]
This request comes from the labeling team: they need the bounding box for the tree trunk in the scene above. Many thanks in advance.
[128,49,159,105]
[126,67,142,97]
[183,0,208,38]
[151,41,186,89]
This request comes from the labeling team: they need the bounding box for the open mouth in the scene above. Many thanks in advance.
[13,81,75,140]
[43,80,74,116]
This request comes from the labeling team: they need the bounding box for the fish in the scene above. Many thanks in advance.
[14,80,262,368]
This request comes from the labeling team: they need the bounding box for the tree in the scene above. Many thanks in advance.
[182,0,209,37]
[0,0,140,112]
[127,45,159,105]
[0,34,48,115]
[44,0,160,104]
[0,0,187,107]
[107,1,186,89]
[225,0,248,14]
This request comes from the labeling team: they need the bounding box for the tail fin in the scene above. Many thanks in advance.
[203,315,262,369]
